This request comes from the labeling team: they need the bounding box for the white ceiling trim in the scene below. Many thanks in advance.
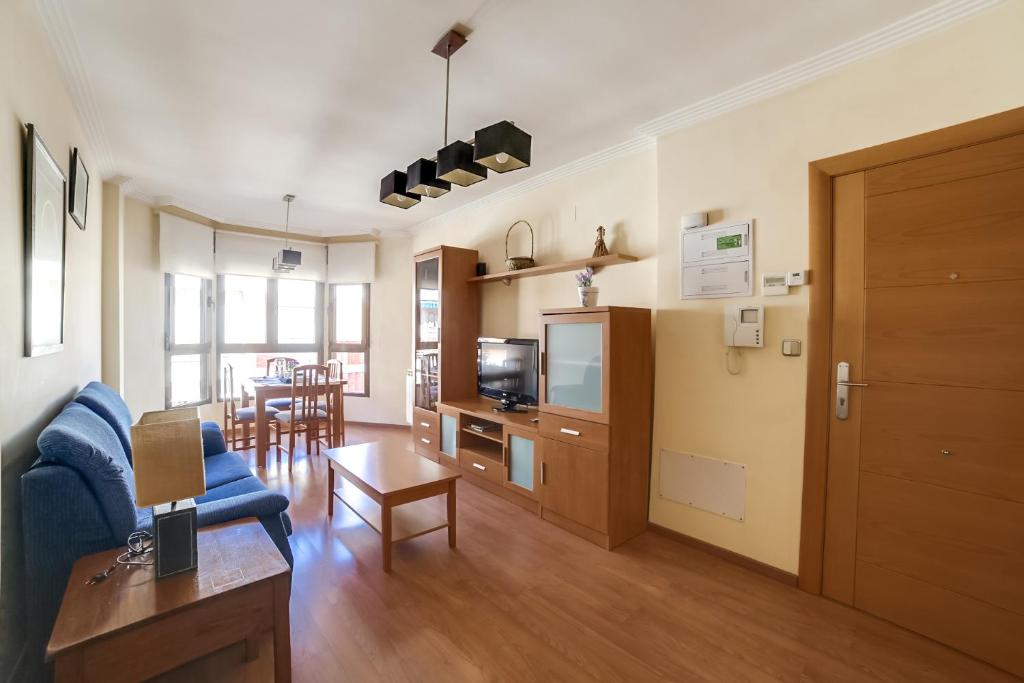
[411,0,1002,232]
[636,0,1006,137]
[32,0,117,177]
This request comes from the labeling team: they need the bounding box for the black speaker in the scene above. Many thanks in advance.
[153,498,198,579]
[475,262,487,277]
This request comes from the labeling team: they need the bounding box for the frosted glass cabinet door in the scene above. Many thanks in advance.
[545,322,603,413]
[507,434,535,492]
[440,413,457,460]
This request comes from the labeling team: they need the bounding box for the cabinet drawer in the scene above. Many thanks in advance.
[412,409,439,459]
[413,407,439,432]
[460,449,502,483]
[539,414,609,451]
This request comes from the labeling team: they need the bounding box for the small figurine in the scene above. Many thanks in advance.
[592,225,609,257]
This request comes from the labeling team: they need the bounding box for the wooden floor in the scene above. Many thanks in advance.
[186,424,1015,682]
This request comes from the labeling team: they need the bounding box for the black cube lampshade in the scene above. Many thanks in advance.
[473,120,531,173]
[406,158,451,198]
[437,140,488,186]
[380,170,420,209]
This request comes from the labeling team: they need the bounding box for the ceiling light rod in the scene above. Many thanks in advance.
[433,27,468,148]
[282,193,294,248]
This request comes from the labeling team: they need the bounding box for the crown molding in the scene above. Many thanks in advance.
[32,0,117,177]
[635,0,1005,138]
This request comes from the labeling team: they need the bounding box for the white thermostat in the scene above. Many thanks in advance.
[762,272,789,296]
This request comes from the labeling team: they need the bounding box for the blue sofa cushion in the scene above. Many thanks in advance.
[37,402,137,542]
[204,452,255,489]
[201,420,228,458]
[73,381,134,462]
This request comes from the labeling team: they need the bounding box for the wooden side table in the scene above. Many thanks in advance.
[46,518,292,682]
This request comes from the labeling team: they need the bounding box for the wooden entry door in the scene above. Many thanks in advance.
[822,134,1024,676]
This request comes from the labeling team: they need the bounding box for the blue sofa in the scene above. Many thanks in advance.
[20,381,293,660]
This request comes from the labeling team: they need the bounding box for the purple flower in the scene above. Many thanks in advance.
[575,266,594,288]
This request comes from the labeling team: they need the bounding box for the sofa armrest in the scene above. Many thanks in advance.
[201,420,227,457]
[194,490,290,528]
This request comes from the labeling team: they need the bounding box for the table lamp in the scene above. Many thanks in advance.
[131,407,207,579]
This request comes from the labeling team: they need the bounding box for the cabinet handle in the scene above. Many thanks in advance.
[541,462,546,484]
[420,437,431,444]
[559,428,581,436]
[540,351,546,376]
[419,421,430,428]
[472,462,486,471]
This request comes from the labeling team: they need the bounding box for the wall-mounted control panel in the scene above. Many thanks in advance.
[724,304,764,348]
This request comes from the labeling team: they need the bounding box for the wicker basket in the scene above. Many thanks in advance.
[505,220,535,270]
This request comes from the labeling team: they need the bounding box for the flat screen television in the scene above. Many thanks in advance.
[477,337,539,411]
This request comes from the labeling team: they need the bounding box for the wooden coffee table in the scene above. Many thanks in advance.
[325,441,461,571]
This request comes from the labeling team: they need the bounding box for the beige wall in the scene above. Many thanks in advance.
[651,1,1024,573]
[122,197,167,415]
[344,234,413,425]
[0,0,105,675]
[411,148,658,338]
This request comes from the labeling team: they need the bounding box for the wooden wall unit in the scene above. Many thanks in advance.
[412,245,480,446]
[538,306,653,549]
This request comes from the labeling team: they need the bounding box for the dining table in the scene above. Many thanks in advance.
[241,376,347,468]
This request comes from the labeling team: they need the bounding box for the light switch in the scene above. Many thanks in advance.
[782,339,802,357]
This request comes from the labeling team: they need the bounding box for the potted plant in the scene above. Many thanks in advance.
[576,266,598,307]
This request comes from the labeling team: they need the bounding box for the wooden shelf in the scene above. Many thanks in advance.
[468,253,639,284]
[332,480,448,543]
[460,444,503,464]
[462,427,502,444]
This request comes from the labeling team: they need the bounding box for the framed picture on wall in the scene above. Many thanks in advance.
[24,123,67,357]
[69,147,89,230]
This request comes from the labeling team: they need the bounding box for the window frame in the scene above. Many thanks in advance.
[329,283,370,397]
[164,273,214,409]
[215,275,324,399]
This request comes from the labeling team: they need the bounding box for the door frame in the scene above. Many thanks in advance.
[798,105,1024,594]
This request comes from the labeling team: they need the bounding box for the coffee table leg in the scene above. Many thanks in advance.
[381,501,393,572]
[447,480,457,549]
[327,466,335,517]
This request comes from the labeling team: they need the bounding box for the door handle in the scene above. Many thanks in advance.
[540,462,546,485]
[836,361,868,420]
[540,351,546,376]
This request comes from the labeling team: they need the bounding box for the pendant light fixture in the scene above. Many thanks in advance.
[474,120,531,173]
[379,170,420,209]
[378,25,532,209]
[272,194,302,272]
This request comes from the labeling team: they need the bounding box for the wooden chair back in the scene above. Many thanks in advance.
[222,363,238,422]
[289,364,328,422]
[326,359,343,382]
[267,356,300,378]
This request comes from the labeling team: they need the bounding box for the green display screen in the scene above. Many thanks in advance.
[717,234,742,250]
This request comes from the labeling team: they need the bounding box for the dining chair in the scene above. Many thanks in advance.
[325,358,346,447]
[222,363,280,453]
[274,364,331,470]
[265,356,301,409]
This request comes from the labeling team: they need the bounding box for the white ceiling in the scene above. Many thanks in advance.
[49,0,946,234]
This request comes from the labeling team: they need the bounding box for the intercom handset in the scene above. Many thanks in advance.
[724,304,764,348]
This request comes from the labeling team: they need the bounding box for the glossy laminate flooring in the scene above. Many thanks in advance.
[182,424,1015,682]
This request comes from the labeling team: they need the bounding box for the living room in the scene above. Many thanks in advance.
[3,0,1024,681]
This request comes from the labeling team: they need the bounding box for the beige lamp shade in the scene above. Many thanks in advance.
[131,407,207,508]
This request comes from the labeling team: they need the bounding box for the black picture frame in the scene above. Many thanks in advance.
[69,147,89,230]
[24,123,67,357]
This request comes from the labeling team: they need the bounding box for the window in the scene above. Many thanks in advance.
[165,274,213,408]
[217,276,323,399]
[329,284,370,397]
